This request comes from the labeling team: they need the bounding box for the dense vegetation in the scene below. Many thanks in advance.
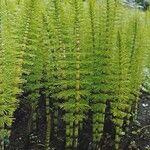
[0,0,150,150]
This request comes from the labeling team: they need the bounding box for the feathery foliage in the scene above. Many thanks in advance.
[0,0,149,149]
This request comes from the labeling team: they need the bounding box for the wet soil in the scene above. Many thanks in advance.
[120,90,150,150]
[7,90,150,150]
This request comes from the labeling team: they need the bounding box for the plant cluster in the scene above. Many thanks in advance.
[0,0,149,149]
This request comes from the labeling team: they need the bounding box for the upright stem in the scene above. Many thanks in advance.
[46,98,51,150]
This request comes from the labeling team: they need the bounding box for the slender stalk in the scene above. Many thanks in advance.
[46,98,51,150]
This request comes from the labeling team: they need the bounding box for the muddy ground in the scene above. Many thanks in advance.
[6,90,150,150]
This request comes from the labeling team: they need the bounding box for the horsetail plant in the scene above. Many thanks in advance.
[0,0,149,150]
